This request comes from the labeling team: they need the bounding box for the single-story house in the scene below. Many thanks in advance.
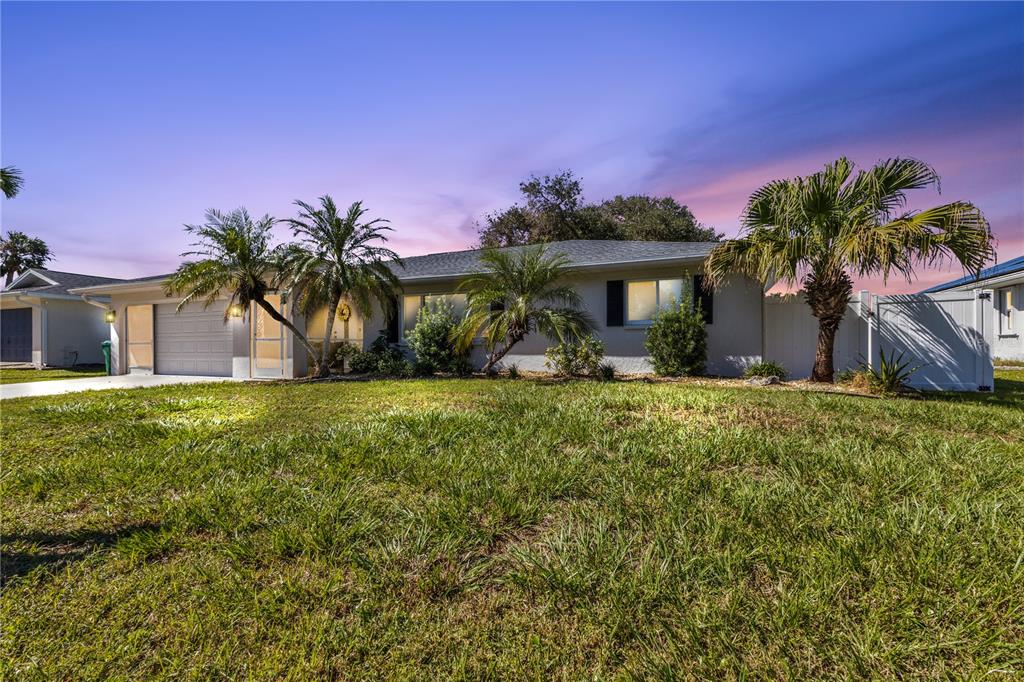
[0,268,124,367]
[70,240,767,378]
[923,254,1024,362]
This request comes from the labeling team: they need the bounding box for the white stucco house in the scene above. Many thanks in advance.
[70,240,767,379]
[923,254,1024,362]
[0,268,124,367]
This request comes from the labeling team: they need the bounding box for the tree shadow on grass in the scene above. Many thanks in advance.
[1,522,164,586]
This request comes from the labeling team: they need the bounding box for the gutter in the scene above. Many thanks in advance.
[78,294,112,311]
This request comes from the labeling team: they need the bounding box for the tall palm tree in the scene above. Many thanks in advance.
[704,157,995,382]
[1,166,24,199]
[1,230,52,287]
[451,245,595,374]
[166,208,321,373]
[281,197,402,378]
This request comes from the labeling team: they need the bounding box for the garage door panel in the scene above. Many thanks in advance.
[1,308,33,363]
[155,303,233,377]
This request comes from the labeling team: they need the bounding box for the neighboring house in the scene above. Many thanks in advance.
[922,254,1024,361]
[71,240,766,378]
[0,268,124,367]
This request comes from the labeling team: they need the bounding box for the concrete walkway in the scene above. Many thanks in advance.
[1,374,239,400]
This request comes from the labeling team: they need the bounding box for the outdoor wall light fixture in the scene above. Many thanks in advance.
[104,309,117,324]
[228,304,244,318]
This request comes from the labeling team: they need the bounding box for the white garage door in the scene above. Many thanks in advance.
[155,302,233,377]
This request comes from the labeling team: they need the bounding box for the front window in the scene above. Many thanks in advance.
[402,293,467,337]
[626,278,684,325]
[1000,289,1014,333]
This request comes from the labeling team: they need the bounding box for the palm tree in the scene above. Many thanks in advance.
[1,230,52,287]
[704,157,995,382]
[451,245,595,374]
[281,197,402,378]
[1,166,24,199]
[166,208,322,373]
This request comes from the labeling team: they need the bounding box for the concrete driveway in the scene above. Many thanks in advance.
[1,374,240,400]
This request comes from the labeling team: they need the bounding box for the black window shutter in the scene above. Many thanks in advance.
[386,295,400,342]
[607,281,624,327]
[693,275,713,325]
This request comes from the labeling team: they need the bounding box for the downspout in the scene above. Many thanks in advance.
[14,295,47,367]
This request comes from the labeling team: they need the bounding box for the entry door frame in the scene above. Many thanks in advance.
[250,295,287,379]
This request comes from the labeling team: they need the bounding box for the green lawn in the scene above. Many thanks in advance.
[0,365,106,384]
[3,372,1022,678]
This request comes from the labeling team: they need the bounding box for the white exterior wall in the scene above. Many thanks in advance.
[992,283,1023,362]
[0,297,109,367]
[763,291,869,379]
[377,264,764,377]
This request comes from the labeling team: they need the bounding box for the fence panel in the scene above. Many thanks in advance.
[763,292,867,380]
[870,290,994,391]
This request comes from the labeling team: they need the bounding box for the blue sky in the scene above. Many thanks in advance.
[3,1,1022,291]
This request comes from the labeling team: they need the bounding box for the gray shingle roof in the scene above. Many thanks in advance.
[1,268,125,297]
[391,240,717,281]
[69,240,720,292]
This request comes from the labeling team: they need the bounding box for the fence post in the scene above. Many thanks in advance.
[868,294,881,374]
[977,290,995,390]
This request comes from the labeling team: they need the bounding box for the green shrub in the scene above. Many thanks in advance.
[597,362,616,381]
[348,333,407,375]
[332,342,361,372]
[505,363,520,379]
[545,335,606,377]
[834,368,858,384]
[743,360,788,381]
[644,302,707,376]
[405,299,466,375]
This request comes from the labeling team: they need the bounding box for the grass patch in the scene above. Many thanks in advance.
[1,365,106,384]
[2,372,1023,678]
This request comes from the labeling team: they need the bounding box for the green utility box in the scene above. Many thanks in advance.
[101,340,112,375]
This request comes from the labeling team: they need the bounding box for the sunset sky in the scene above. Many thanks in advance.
[3,1,1022,292]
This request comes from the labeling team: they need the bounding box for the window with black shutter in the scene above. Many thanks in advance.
[385,295,400,342]
[607,281,624,327]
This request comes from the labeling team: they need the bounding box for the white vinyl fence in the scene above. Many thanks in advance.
[764,289,995,391]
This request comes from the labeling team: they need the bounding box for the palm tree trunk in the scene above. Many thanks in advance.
[254,297,322,377]
[804,269,854,383]
[481,335,522,375]
[316,292,343,378]
[4,270,14,287]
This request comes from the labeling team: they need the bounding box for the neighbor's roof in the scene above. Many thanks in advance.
[921,254,1024,293]
[391,240,718,281]
[71,240,720,293]
[0,268,125,299]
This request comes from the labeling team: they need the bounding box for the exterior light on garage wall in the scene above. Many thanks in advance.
[104,309,117,324]
[228,304,244,318]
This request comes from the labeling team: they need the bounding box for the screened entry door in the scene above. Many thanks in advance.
[251,295,286,378]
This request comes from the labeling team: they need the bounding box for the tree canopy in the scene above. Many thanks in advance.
[477,171,721,247]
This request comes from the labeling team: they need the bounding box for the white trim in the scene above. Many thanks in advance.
[5,269,59,290]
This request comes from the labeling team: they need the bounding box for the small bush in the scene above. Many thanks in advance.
[405,299,466,375]
[834,368,858,384]
[332,342,361,372]
[348,333,407,375]
[545,335,606,377]
[645,302,707,377]
[743,361,788,381]
[506,363,520,379]
[597,362,616,381]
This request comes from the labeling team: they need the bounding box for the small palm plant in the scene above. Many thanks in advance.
[166,208,321,373]
[705,157,994,382]
[1,166,24,199]
[451,245,595,374]
[862,349,924,394]
[281,197,402,378]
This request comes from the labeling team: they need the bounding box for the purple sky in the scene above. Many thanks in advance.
[2,1,1022,293]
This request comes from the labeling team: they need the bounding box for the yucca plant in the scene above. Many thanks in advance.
[705,157,994,382]
[451,245,595,374]
[862,349,924,394]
